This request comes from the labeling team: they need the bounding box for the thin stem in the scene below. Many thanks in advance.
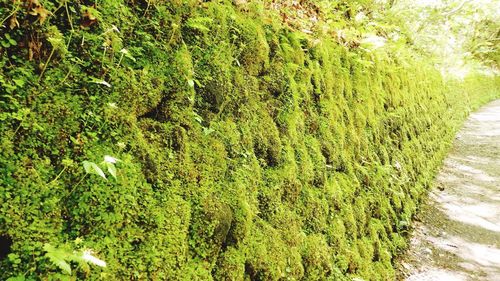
[64,174,88,199]
[13,119,23,136]
[0,4,20,27]
[38,47,56,82]
[116,52,124,68]
[43,2,64,24]
[65,1,74,32]
[74,174,88,189]
[58,69,73,88]
[66,29,73,49]
[101,47,107,69]
[48,166,67,186]
[143,0,151,17]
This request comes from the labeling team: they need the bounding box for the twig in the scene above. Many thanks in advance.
[65,174,88,199]
[0,4,20,28]
[38,47,56,82]
[64,0,74,32]
[48,166,67,185]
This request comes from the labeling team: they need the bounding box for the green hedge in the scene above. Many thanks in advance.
[0,1,498,280]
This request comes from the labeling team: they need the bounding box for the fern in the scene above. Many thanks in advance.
[43,244,73,275]
[186,17,213,32]
[43,243,106,276]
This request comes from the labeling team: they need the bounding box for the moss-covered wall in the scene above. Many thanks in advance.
[0,1,499,280]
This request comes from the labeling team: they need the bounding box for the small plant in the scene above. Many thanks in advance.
[38,26,67,81]
[44,241,106,276]
[1,33,17,48]
[82,155,121,180]
[185,17,213,32]
[89,77,112,88]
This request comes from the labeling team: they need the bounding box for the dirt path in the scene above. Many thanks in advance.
[398,99,500,281]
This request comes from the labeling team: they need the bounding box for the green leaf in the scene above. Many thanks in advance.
[203,127,215,136]
[54,259,72,275]
[103,155,120,163]
[13,78,25,87]
[193,112,203,124]
[186,17,213,32]
[83,161,107,180]
[43,244,72,275]
[62,158,75,167]
[82,161,92,173]
[120,49,136,62]
[8,253,21,264]
[106,162,117,179]
[6,276,26,281]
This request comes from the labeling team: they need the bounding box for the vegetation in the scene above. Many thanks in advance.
[0,0,498,280]
[393,0,500,74]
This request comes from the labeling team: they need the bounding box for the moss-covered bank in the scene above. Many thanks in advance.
[0,1,499,280]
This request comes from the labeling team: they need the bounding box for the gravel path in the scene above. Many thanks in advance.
[398,99,500,281]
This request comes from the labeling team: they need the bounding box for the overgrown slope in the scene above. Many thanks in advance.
[0,1,498,280]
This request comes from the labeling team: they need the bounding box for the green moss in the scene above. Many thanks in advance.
[302,234,334,280]
[1,0,499,280]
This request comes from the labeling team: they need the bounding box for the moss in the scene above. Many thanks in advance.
[302,234,334,280]
[1,0,499,280]
[213,246,246,280]
[232,15,270,76]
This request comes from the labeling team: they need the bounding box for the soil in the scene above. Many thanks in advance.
[397,99,500,281]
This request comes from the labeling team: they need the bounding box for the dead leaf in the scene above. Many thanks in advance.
[83,10,97,21]
[81,10,98,27]
[9,14,19,29]
[27,0,40,9]
[28,37,42,61]
[30,6,51,24]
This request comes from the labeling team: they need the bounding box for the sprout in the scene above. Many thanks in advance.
[103,155,121,179]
